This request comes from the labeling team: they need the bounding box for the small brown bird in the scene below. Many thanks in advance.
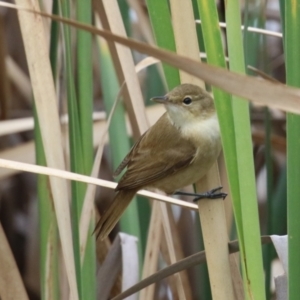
[96,84,224,240]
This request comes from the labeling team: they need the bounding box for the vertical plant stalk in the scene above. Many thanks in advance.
[225,0,266,298]
[59,0,85,297]
[35,108,59,300]
[76,0,93,169]
[169,0,235,298]
[196,171,235,300]
[170,0,204,88]
[196,0,246,297]
[285,1,300,299]
[76,0,96,297]
[15,0,78,299]
[36,2,60,297]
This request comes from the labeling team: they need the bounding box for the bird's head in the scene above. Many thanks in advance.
[151,84,215,127]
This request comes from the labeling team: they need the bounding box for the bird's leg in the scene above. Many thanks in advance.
[193,186,227,202]
[174,186,227,202]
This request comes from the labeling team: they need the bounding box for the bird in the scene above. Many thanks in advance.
[95,83,224,240]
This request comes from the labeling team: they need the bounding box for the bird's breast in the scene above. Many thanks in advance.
[151,114,221,194]
[180,113,220,146]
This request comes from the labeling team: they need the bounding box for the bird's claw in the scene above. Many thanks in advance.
[193,186,227,202]
[174,186,227,202]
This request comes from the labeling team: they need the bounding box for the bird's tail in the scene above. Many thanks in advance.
[95,189,137,240]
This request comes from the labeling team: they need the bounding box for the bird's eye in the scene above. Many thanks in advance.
[183,97,192,105]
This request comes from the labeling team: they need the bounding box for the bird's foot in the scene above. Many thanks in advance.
[174,186,227,202]
[193,186,227,202]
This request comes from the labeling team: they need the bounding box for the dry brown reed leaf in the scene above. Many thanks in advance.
[0,158,198,210]
[0,224,29,300]
[48,14,300,113]
[1,3,299,113]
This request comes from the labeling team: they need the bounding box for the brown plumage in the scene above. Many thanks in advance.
[95,84,221,240]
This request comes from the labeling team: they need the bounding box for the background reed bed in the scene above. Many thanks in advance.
[0,0,295,299]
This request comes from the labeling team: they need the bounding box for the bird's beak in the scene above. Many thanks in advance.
[151,96,168,104]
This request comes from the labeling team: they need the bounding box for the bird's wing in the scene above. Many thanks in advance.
[113,131,147,177]
[116,114,197,191]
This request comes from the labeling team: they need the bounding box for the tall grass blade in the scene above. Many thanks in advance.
[59,0,85,296]
[285,1,300,299]
[196,0,244,297]
[225,0,265,298]
[36,0,59,297]
[76,0,96,297]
